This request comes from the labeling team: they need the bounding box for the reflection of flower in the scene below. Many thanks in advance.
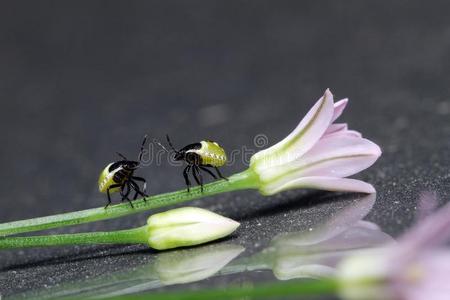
[338,193,450,300]
[223,194,393,281]
[154,244,244,284]
[146,207,240,250]
[269,194,393,280]
[41,244,245,299]
[250,89,381,195]
[272,221,394,280]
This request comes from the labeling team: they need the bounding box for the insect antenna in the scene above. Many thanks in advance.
[166,134,178,152]
[116,152,128,160]
[153,138,172,153]
[138,134,148,162]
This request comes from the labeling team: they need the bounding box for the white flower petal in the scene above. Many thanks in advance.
[332,98,348,123]
[260,135,380,186]
[251,89,335,170]
[262,176,376,195]
[293,136,381,178]
[325,130,362,138]
[324,123,348,135]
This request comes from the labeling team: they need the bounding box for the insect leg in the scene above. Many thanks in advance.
[197,167,204,192]
[183,165,191,192]
[105,183,122,209]
[131,177,148,193]
[123,181,134,208]
[120,183,129,201]
[193,166,204,192]
[132,189,139,200]
[129,185,137,200]
[130,180,148,200]
[199,166,217,180]
[119,185,125,198]
[106,190,112,209]
[131,176,148,201]
[214,167,229,181]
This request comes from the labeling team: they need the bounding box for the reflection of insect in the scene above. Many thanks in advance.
[157,135,228,192]
[98,136,149,208]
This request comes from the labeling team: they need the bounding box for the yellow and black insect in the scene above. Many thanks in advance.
[98,136,148,208]
[160,135,228,192]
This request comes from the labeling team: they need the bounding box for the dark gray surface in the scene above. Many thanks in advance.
[0,1,449,298]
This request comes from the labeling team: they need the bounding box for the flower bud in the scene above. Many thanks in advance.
[146,207,240,250]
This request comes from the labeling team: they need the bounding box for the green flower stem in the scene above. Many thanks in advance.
[107,278,338,300]
[0,169,260,237]
[0,226,148,249]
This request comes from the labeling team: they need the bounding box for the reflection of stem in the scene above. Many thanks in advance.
[246,248,276,271]
[0,169,259,237]
[8,263,162,300]
[107,279,338,300]
[8,244,245,300]
[220,247,276,274]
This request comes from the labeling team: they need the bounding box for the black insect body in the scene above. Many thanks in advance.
[98,136,149,208]
[163,135,228,192]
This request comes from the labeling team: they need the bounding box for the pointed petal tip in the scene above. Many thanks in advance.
[324,88,333,98]
[222,216,241,233]
[331,97,348,122]
[322,89,335,109]
[335,98,349,106]
[375,146,382,157]
[359,138,382,158]
[364,183,376,194]
[230,219,241,230]
[371,142,382,158]
[334,98,349,111]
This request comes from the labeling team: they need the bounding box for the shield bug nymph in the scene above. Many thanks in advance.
[98,135,149,208]
[157,135,228,192]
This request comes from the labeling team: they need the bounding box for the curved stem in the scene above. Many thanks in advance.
[0,169,260,237]
[0,226,148,249]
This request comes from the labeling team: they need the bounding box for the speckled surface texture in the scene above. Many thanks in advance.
[0,1,449,299]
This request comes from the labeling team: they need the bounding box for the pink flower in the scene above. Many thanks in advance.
[250,89,381,195]
[338,193,450,300]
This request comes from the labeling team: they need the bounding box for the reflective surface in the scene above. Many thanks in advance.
[0,1,449,299]
[6,194,394,299]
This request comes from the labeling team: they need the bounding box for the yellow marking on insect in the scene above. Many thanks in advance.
[98,163,122,193]
[190,141,227,167]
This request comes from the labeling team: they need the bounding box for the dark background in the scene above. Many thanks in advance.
[0,1,449,298]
